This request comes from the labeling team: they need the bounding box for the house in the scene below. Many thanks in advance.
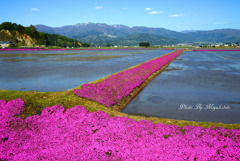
[0,41,15,48]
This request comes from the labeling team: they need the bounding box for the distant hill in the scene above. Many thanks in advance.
[181,30,198,33]
[180,29,240,43]
[107,33,180,46]
[67,32,179,46]
[35,23,240,45]
[35,23,182,46]
[0,22,82,47]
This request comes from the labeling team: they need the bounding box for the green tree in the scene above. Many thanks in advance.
[82,43,91,47]
[16,25,25,34]
[139,42,150,47]
[25,25,39,38]
[105,44,111,47]
[38,32,49,46]
[0,22,16,31]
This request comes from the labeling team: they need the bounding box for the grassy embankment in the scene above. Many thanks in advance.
[0,50,240,129]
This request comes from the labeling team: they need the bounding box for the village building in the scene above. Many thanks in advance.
[0,41,15,48]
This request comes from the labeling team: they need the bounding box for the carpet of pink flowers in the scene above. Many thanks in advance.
[1,99,240,160]
[193,49,240,51]
[74,50,183,107]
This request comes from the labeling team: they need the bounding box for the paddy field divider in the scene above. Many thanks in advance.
[74,50,183,111]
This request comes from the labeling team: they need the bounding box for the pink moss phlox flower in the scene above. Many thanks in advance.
[194,49,240,51]
[74,50,184,107]
[0,98,24,118]
[1,99,240,160]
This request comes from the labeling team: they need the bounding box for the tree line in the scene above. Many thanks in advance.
[0,22,90,47]
[139,42,150,47]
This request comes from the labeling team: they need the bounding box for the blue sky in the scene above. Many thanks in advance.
[0,0,240,31]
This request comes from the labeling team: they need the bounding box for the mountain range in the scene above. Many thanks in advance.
[35,22,240,46]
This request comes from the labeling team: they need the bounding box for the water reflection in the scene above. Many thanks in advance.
[122,51,240,124]
[0,49,173,92]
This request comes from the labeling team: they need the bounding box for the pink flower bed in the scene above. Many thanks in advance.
[74,50,183,107]
[194,49,240,51]
[1,99,240,160]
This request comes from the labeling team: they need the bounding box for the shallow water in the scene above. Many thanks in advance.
[122,51,240,124]
[0,49,173,92]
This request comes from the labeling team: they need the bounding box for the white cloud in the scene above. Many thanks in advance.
[122,7,128,10]
[30,8,39,11]
[148,11,163,14]
[145,8,152,11]
[95,6,104,10]
[169,14,185,17]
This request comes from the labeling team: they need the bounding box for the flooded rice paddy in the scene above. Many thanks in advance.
[1,49,240,123]
[0,49,172,91]
[122,51,240,124]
